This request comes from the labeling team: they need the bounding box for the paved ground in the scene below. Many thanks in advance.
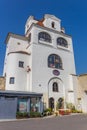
[0,114,87,130]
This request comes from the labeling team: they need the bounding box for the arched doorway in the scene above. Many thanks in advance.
[58,97,64,109]
[49,97,54,111]
[48,77,64,111]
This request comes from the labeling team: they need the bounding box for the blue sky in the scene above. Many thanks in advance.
[0,0,87,75]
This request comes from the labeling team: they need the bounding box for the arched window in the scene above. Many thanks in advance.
[38,32,51,43]
[57,37,68,48]
[48,54,63,69]
[53,82,58,92]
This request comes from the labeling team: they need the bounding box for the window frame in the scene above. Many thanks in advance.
[38,32,52,43]
[28,33,31,43]
[52,22,55,28]
[9,77,15,84]
[52,82,59,92]
[19,61,24,68]
[57,37,68,48]
[48,54,63,69]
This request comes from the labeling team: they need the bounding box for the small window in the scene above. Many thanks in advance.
[17,42,21,45]
[53,82,58,92]
[19,61,24,68]
[5,73,6,77]
[52,22,55,28]
[28,33,31,42]
[9,77,15,84]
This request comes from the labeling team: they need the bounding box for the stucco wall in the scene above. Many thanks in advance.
[5,53,29,91]
[77,74,87,112]
[77,74,87,98]
[0,77,5,90]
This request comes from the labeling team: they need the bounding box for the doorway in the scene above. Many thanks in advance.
[49,97,54,111]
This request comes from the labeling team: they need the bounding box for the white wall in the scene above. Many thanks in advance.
[30,38,76,105]
[43,17,61,32]
[27,24,76,107]
[5,53,30,91]
[3,37,29,76]
[6,37,28,53]
[4,14,77,109]
[82,93,87,113]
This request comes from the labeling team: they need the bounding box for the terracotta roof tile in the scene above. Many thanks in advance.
[37,18,44,27]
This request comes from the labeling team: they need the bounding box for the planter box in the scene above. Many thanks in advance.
[59,109,71,115]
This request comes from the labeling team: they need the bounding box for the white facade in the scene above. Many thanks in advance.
[3,14,77,111]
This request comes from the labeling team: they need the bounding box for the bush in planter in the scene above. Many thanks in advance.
[55,111,59,116]
[66,103,82,113]
[57,98,64,109]
[23,112,29,117]
[16,112,29,118]
[66,103,75,112]
[58,109,71,115]
[71,109,82,113]
[16,112,22,118]
[16,111,42,118]
[43,108,52,116]
[29,111,41,118]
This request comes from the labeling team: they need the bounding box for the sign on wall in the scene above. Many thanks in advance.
[19,100,27,112]
[53,70,60,76]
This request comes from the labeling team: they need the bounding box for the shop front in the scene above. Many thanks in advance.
[0,91,43,119]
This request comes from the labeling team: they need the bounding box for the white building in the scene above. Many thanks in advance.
[3,14,78,111]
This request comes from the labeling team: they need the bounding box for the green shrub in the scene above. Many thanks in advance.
[66,103,82,113]
[77,110,82,113]
[29,111,41,118]
[44,108,52,113]
[16,112,29,118]
[55,111,59,116]
[72,109,82,113]
[66,103,75,111]
[16,111,42,118]
[71,109,78,113]
[43,108,52,116]
[23,112,29,117]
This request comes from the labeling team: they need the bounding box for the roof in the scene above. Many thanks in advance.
[28,23,72,38]
[5,33,29,44]
[44,14,61,22]
[8,51,30,55]
[0,90,43,97]
[37,18,44,27]
[0,76,4,78]
[78,73,87,77]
